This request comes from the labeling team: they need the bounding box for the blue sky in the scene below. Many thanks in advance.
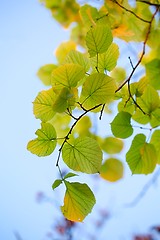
[0,1,160,240]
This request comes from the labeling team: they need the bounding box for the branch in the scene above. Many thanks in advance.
[136,0,160,7]
[126,167,160,207]
[115,7,159,93]
[113,0,150,23]
[56,103,102,166]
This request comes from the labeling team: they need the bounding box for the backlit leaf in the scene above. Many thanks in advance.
[52,179,62,190]
[64,173,78,179]
[86,25,113,57]
[100,158,124,182]
[126,134,157,174]
[146,59,160,90]
[150,130,160,164]
[37,64,57,86]
[55,41,76,64]
[62,137,103,173]
[33,88,56,122]
[51,63,85,88]
[61,181,96,222]
[111,112,133,138]
[27,123,57,156]
[65,50,90,72]
[80,4,99,28]
[101,137,123,154]
[80,73,116,109]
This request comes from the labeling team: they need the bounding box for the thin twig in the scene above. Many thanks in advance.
[99,104,105,120]
[136,0,160,7]
[115,7,159,93]
[56,103,102,166]
[126,167,160,207]
[128,56,134,70]
[113,0,150,23]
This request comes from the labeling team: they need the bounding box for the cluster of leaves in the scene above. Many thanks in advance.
[27,0,160,222]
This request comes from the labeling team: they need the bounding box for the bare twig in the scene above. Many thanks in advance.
[113,0,150,23]
[126,167,160,207]
[99,104,105,120]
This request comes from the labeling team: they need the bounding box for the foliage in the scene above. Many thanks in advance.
[28,0,160,222]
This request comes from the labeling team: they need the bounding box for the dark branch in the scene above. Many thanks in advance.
[136,0,160,7]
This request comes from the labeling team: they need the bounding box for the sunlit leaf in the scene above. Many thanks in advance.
[101,137,123,154]
[55,41,76,64]
[146,59,160,90]
[150,130,160,164]
[100,158,124,182]
[74,116,92,136]
[52,179,62,190]
[64,173,78,179]
[51,63,85,88]
[80,73,116,109]
[27,123,57,156]
[126,134,157,174]
[33,88,56,122]
[62,137,103,173]
[61,181,96,222]
[86,25,113,57]
[80,4,99,28]
[37,64,57,86]
[111,112,133,138]
[65,50,90,72]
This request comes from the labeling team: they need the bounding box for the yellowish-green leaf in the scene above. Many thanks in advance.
[64,173,78,179]
[52,87,77,113]
[27,123,57,157]
[52,179,62,190]
[33,88,56,122]
[80,73,116,109]
[74,116,92,136]
[55,41,76,64]
[100,158,124,182]
[91,43,119,72]
[62,137,103,173]
[126,134,157,174]
[65,50,90,72]
[51,63,85,88]
[146,59,160,90]
[61,181,96,222]
[86,25,113,57]
[80,4,99,28]
[111,112,133,138]
[37,64,57,86]
[150,130,160,164]
[101,137,124,154]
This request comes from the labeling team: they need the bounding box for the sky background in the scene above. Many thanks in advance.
[0,1,160,240]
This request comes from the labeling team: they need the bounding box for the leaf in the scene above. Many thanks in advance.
[51,63,85,88]
[65,50,90,72]
[33,88,56,122]
[61,181,96,222]
[150,130,160,164]
[126,134,157,174]
[146,59,160,90]
[80,4,99,28]
[52,87,77,113]
[100,158,124,182]
[86,25,113,57]
[27,123,57,157]
[62,137,103,173]
[55,41,76,64]
[91,43,119,72]
[74,116,92,136]
[101,137,124,154]
[37,64,57,86]
[111,112,133,138]
[80,73,116,109]
[52,179,62,190]
[64,172,78,179]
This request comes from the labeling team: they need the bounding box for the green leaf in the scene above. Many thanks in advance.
[146,59,160,90]
[80,4,99,28]
[55,41,76,64]
[74,116,92,136]
[51,63,85,88]
[33,88,56,122]
[64,172,78,179]
[86,25,113,57]
[65,50,90,72]
[100,158,124,182]
[150,130,160,164]
[61,181,96,222]
[91,43,119,72]
[52,87,77,113]
[101,137,124,154]
[126,134,157,174]
[52,179,62,190]
[111,112,133,139]
[27,123,57,157]
[62,137,103,173]
[80,73,116,109]
[37,64,57,86]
